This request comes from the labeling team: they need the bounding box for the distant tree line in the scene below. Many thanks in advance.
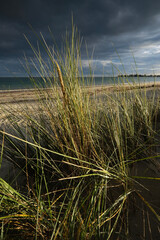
[118,74,160,77]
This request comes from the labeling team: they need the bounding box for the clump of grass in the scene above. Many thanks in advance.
[0,25,160,239]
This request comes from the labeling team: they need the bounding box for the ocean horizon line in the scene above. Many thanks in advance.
[0,76,159,90]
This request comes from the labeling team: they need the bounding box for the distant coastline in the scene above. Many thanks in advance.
[118,74,160,77]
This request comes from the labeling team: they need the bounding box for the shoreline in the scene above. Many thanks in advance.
[0,81,160,104]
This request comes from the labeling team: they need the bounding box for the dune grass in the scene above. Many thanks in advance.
[0,26,160,239]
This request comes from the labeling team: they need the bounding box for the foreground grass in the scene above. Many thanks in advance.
[0,27,160,239]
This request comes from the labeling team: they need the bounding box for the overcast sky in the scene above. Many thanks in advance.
[1,0,160,76]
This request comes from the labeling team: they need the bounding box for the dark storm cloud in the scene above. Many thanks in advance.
[1,0,160,75]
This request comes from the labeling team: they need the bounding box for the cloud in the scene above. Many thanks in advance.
[1,0,160,75]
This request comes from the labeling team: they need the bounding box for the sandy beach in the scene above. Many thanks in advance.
[0,82,160,127]
[0,82,160,105]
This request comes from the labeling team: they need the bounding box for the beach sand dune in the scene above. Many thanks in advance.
[0,83,160,239]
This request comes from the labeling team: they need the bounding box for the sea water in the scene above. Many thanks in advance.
[0,76,159,90]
